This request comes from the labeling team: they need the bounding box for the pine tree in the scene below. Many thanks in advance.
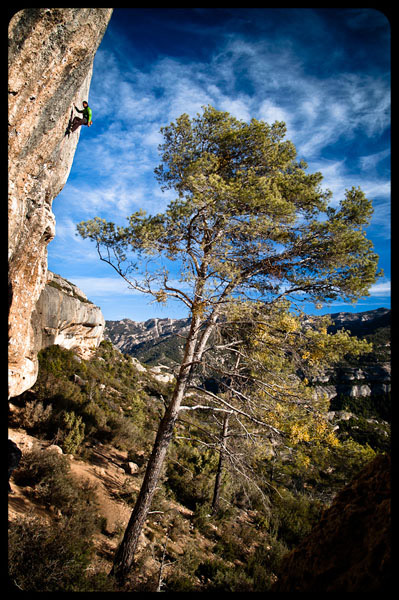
[77,105,381,582]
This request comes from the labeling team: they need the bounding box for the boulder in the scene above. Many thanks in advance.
[45,444,63,455]
[126,461,140,475]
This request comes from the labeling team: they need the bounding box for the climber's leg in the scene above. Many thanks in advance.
[71,117,87,133]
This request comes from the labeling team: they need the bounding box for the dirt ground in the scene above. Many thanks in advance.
[8,427,205,585]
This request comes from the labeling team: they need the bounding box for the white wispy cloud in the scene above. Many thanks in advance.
[368,199,391,239]
[369,279,391,297]
[305,157,390,215]
[359,148,390,171]
[258,100,292,129]
[68,276,138,297]
[68,273,193,300]
[89,37,390,203]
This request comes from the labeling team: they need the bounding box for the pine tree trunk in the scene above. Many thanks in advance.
[211,354,239,514]
[111,312,203,582]
[211,412,229,514]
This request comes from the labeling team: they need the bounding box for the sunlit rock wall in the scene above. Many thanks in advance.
[8,8,113,397]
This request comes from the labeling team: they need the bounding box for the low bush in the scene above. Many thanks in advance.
[245,536,289,590]
[165,442,217,510]
[270,488,324,548]
[19,399,53,431]
[337,416,390,452]
[13,448,98,524]
[9,515,117,592]
[195,558,254,592]
[331,393,391,422]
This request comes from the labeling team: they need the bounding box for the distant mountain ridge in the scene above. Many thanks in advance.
[105,308,390,402]
[105,317,191,367]
[105,308,390,364]
[326,307,390,337]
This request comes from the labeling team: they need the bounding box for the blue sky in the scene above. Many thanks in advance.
[48,8,391,322]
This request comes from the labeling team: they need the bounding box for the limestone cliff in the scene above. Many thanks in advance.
[32,272,105,360]
[311,362,391,401]
[8,8,113,397]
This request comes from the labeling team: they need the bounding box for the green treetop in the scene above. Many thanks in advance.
[78,105,380,312]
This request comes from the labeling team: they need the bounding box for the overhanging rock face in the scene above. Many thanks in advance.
[8,8,113,397]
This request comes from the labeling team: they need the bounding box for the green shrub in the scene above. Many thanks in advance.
[106,413,139,450]
[165,443,216,509]
[13,449,98,524]
[163,544,202,592]
[8,515,117,592]
[331,393,391,422]
[271,488,323,548]
[37,345,81,383]
[164,573,198,593]
[192,502,215,537]
[196,559,253,592]
[19,399,53,431]
[59,410,86,454]
[246,536,289,590]
[82,400,109,435]
[337,416,390,452]
[14,448,70,489]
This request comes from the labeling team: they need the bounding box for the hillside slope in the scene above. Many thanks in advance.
[9,337,389,591]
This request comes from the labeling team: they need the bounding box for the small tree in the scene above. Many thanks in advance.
[201,300,374,509]
[77,105,380,581]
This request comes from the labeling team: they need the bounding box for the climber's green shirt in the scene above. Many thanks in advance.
[76,104,92,123]
[85,106,92,123]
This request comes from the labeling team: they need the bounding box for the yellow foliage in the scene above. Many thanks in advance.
[325,432,340,447]
[155,290,168,304]
[289,422,311,444]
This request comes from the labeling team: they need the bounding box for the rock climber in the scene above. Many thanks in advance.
[69,100,92,133]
